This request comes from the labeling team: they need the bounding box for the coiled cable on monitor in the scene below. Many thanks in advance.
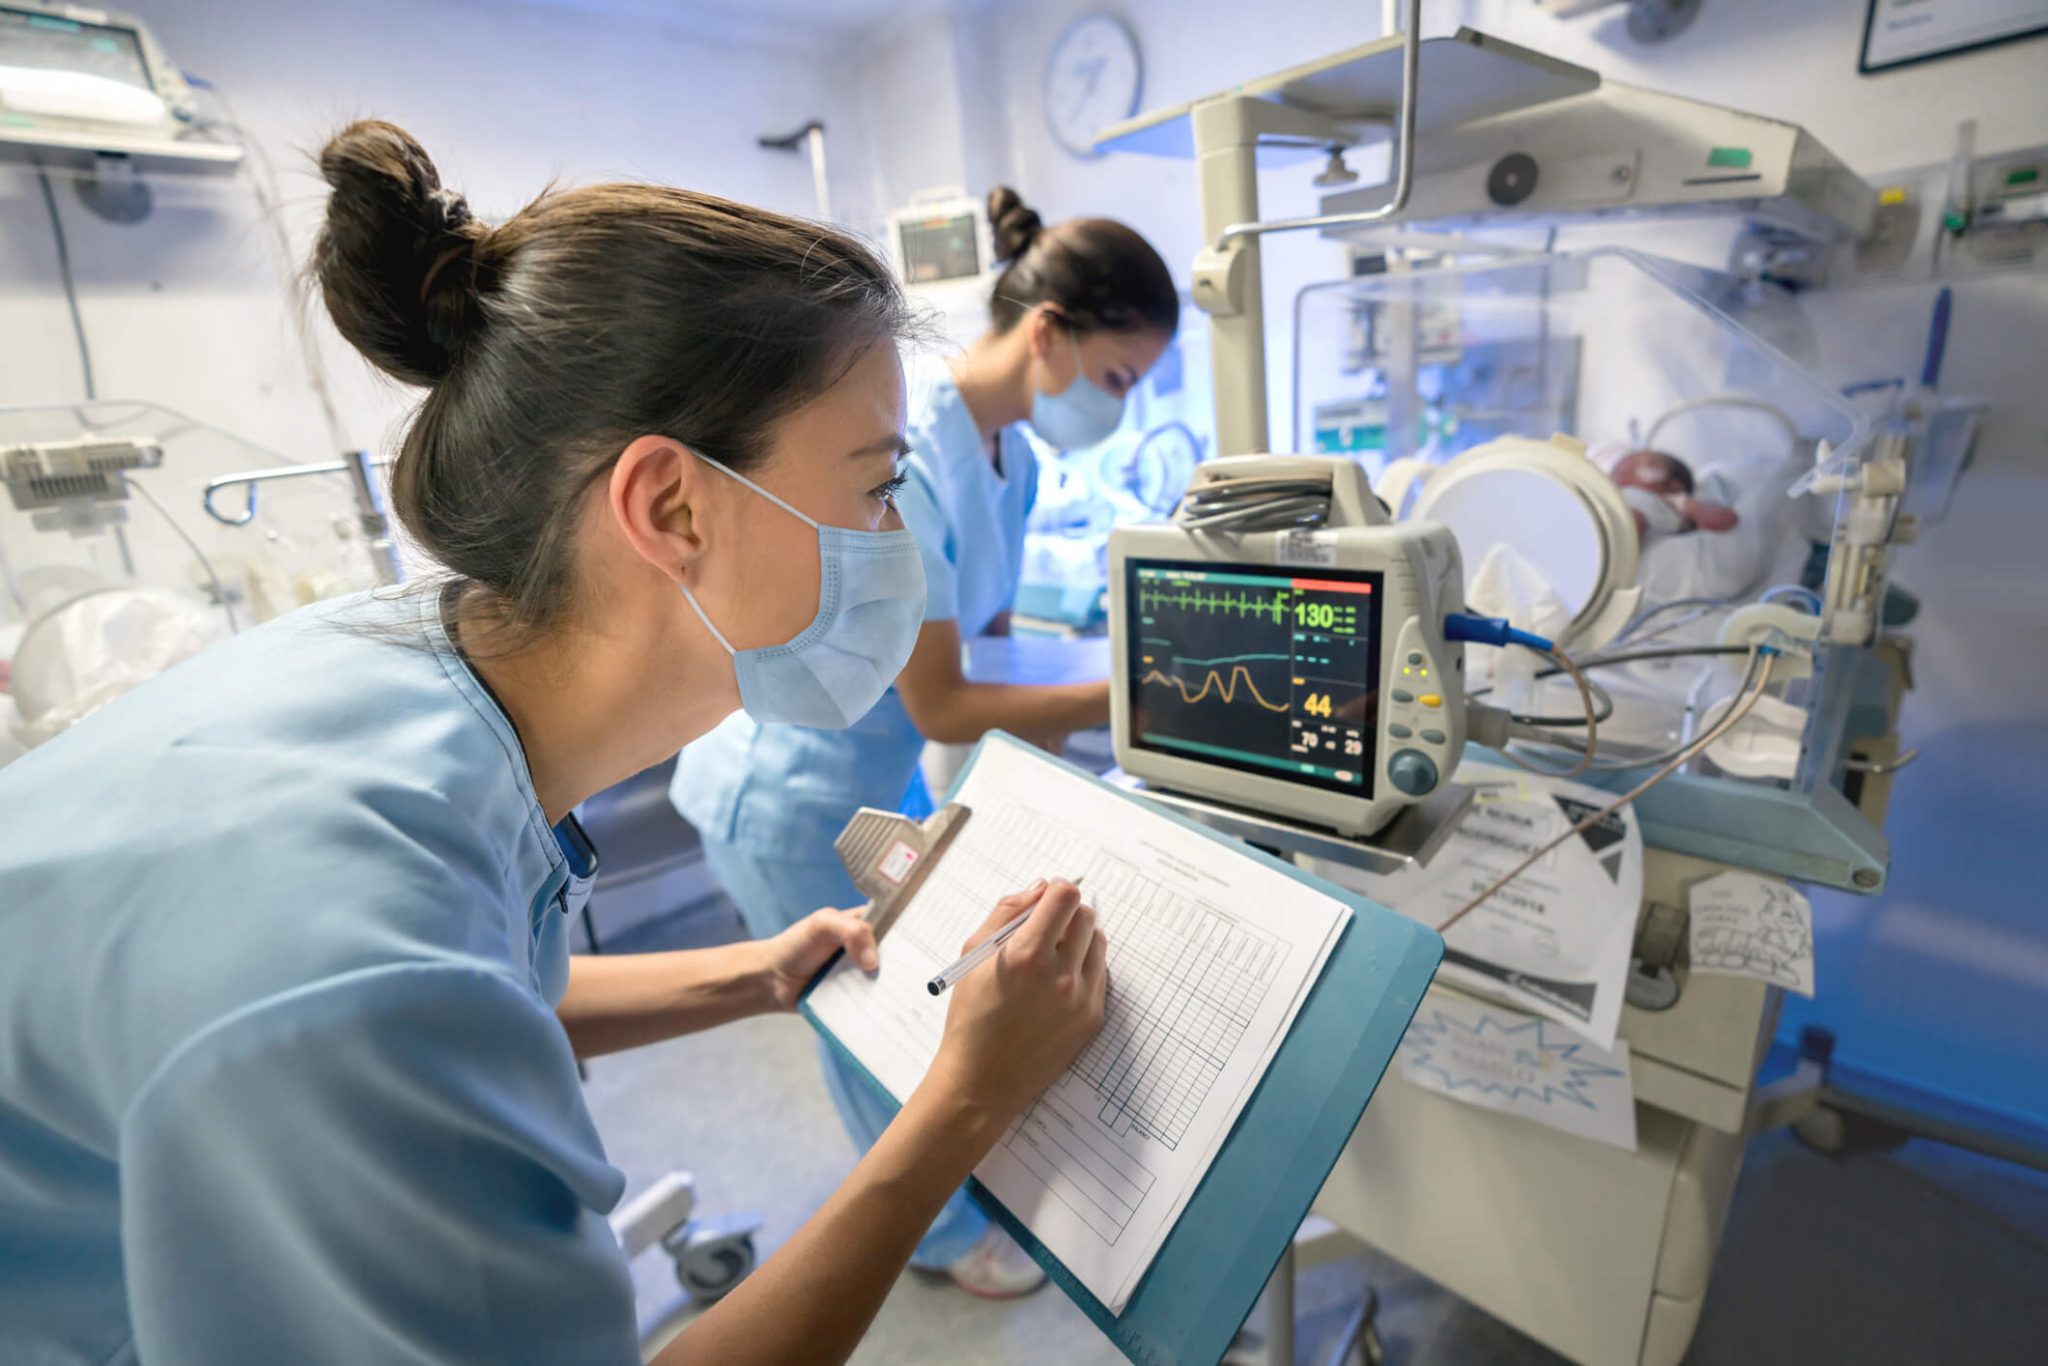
[1172,477,1334,532]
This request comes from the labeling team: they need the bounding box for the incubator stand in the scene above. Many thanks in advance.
[1209,250,1911,1366]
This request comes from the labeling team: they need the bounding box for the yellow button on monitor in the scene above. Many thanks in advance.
[1418,693,1442,708]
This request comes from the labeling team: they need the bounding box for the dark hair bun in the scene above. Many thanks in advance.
[314,119,489,387]
[986,185,1043,266]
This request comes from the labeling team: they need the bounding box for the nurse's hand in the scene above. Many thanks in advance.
[760,909,881,1011]
[924,879,1108,1121]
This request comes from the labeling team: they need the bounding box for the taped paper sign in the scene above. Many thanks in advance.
[1397,996,1637,1151]
[1689,871,1815,997]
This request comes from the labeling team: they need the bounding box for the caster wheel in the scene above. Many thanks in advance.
[1794,1106,1847,1154]
[677,1233,757,1302]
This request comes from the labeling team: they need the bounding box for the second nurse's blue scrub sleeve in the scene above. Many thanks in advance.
[124,962,636,1365]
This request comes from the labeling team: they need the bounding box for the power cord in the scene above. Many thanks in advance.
[36,167,96,401]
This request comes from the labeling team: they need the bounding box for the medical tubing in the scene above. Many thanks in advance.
[1495,646,1598,778]
[1507,650,1766,774]
[121,475,241,635]
[1442,612,1553,653]
[1471,643,1754,698]
[1505,682,1615,727]
[1515,655,1769,778]
[1530,646,1599,775]
[1434,650,1779,936]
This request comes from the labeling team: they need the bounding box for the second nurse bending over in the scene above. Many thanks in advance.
[673,186,1176,1294]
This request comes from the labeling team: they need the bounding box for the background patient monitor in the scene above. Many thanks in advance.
[1110,456,1466,838]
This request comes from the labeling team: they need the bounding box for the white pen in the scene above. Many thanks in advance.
[927,875,1085,997]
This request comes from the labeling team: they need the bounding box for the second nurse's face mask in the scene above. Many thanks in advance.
[679,453,925,730]
[1029,333,1125,452]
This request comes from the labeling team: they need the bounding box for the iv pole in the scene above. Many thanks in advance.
[758,120,833,221]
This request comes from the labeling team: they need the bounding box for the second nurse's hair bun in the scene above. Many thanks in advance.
[986,185,1044,266]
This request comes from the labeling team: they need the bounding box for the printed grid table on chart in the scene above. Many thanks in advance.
[900,802,1288,1239]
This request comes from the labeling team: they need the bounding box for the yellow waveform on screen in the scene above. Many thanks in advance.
[1141,666,1291,714]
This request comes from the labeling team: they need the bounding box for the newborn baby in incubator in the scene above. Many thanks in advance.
[1607,448,1780,608]
[1608,449,1740,539]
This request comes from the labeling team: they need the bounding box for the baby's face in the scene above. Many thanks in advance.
[1610,450,1694,497]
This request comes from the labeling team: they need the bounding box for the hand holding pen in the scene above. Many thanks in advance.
[919,877,1107,1121]
[929,875,1086,995]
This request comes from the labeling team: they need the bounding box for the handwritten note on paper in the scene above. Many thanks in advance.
[1688,871,1816,997]
[1396,997,1638,1152]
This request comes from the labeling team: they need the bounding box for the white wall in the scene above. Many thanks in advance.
[0,0,868,619]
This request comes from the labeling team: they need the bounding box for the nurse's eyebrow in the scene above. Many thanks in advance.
[847,436,912,459]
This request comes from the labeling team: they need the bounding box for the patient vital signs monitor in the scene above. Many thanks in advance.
[1125,563,1384,795]
[1111,457,1467,837]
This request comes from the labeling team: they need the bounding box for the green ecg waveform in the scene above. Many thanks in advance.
[1138,584,1290,623]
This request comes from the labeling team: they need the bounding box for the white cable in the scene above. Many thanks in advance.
[198,85,352,459]
[1437,651,1779,935]
[121,475,240,635]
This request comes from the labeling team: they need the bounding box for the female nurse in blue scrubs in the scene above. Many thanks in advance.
[0,122,1107,1366]
[672,186,1176,1295]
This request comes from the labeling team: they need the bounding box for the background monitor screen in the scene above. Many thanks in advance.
[1126,560,1383,799]
[0,7,153,92]
[897,210,982,283]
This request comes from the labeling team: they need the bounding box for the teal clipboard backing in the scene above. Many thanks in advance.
[800,732,1443,1365]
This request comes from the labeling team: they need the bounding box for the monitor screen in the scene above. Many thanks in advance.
[897,210,982,284]
[0,7,153,93]
[1125,560,1384,798]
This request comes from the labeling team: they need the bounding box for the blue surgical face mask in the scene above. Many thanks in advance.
[1028,334,1125,452]
[680,454,925,730]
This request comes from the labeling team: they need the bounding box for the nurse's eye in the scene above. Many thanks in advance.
[872,472,909,506]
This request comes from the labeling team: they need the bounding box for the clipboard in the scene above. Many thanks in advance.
[801,732,1443,1366]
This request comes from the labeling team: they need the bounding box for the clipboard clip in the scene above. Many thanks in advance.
[834,802,973,943]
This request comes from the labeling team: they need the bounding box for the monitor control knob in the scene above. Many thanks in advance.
[1388,749,1439,796]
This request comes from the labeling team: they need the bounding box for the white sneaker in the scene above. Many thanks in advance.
[945,1226,1049,1300]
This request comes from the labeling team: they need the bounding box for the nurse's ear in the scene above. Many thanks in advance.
[604,435,717,583]
[1025,306,1078,394]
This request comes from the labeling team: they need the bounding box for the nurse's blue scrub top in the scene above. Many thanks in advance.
[0,590,635,1365]
[673,355,1037,847]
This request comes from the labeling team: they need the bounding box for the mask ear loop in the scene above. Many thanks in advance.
[677,445,818,657]
[679,579,737,656]
[689,448,821,531]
